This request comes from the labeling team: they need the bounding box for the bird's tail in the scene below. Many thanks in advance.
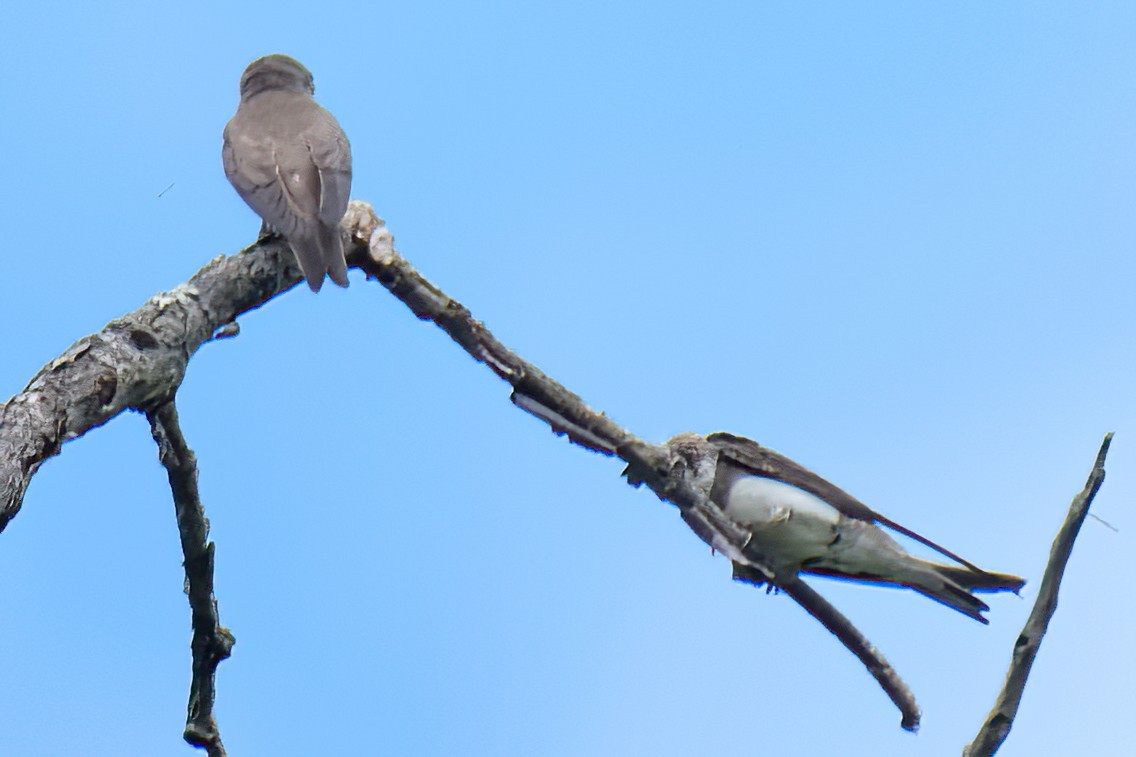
[317,221,349,289]
[290,222,349,292]
[806,559,1024,624]
[934,564,1026,594]
[907,561,1024,624]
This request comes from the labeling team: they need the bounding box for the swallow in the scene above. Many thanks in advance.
[223,54,352,292]
[681,433,1024,622]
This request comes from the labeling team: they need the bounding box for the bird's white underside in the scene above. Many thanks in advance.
[718,474,926,581]
[720,476,846,568]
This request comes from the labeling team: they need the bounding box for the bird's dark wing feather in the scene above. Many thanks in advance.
[304,107,352,227]
[706,432,984,573]
[303,109,352,287]
[223,122,311,239]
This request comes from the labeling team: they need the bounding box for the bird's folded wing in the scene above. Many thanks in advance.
[304,109,352,226]
[706,432,984,573]
[223,125,317,239]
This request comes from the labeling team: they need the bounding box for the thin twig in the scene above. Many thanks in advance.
[964,433,1113,756]
[148,401,235,757]
[779,574,920,731]
[1088,512,1118,532]
[728,561,921,729]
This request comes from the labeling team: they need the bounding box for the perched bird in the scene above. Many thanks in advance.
[674,433,1024,623]
[223,54,352,292]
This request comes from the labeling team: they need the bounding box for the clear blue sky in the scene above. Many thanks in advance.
[2,3,1133,755]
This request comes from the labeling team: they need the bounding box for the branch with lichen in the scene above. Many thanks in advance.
[0,237,310,532]
[0,235,308,754]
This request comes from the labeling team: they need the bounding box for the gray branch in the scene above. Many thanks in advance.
[0,238,310,532]
[148,401,234,757]
[0,237,310,752]
[734,565,921,730]
[964,433,1113,756]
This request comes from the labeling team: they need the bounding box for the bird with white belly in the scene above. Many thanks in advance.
[679,432,1024,623]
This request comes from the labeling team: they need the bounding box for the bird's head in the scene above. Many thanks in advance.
[239,54,315,99]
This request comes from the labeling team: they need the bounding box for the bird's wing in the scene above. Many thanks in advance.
[304,107,352,227]
[301,108,352,287]
[223,120,317,239]
[706,432,984,573]
[708,432,879,520]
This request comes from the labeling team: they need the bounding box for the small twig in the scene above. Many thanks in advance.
[964,433,1113,756]
[730,559,920,729]
[148,401,235,757]
[1088,512,1118,532]
[778,574,920,731]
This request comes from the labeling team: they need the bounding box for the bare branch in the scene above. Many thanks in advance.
[148,401,234,757]
[774,572,920,731]
[0,238,308,532]
[344,204,661,468]
[964,433,1113,756]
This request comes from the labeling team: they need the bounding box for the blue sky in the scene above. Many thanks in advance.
[2,3,1133,755]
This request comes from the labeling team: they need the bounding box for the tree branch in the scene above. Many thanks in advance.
[148,401,234,757]
[964,433,1113,756]
[727,563,921,730]
[0,238,309,532]
[781,573,921,731]
[342,204,661,467]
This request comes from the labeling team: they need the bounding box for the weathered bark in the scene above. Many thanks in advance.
[965,434,1112,756]
[0,238,307,532]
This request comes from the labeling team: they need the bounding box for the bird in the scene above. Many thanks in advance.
[223,54,352,292]
[674,432,1024,623]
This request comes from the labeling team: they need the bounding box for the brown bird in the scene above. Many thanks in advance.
[223,54,352,292]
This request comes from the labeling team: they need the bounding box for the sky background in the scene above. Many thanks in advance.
[2,3,1133,755]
